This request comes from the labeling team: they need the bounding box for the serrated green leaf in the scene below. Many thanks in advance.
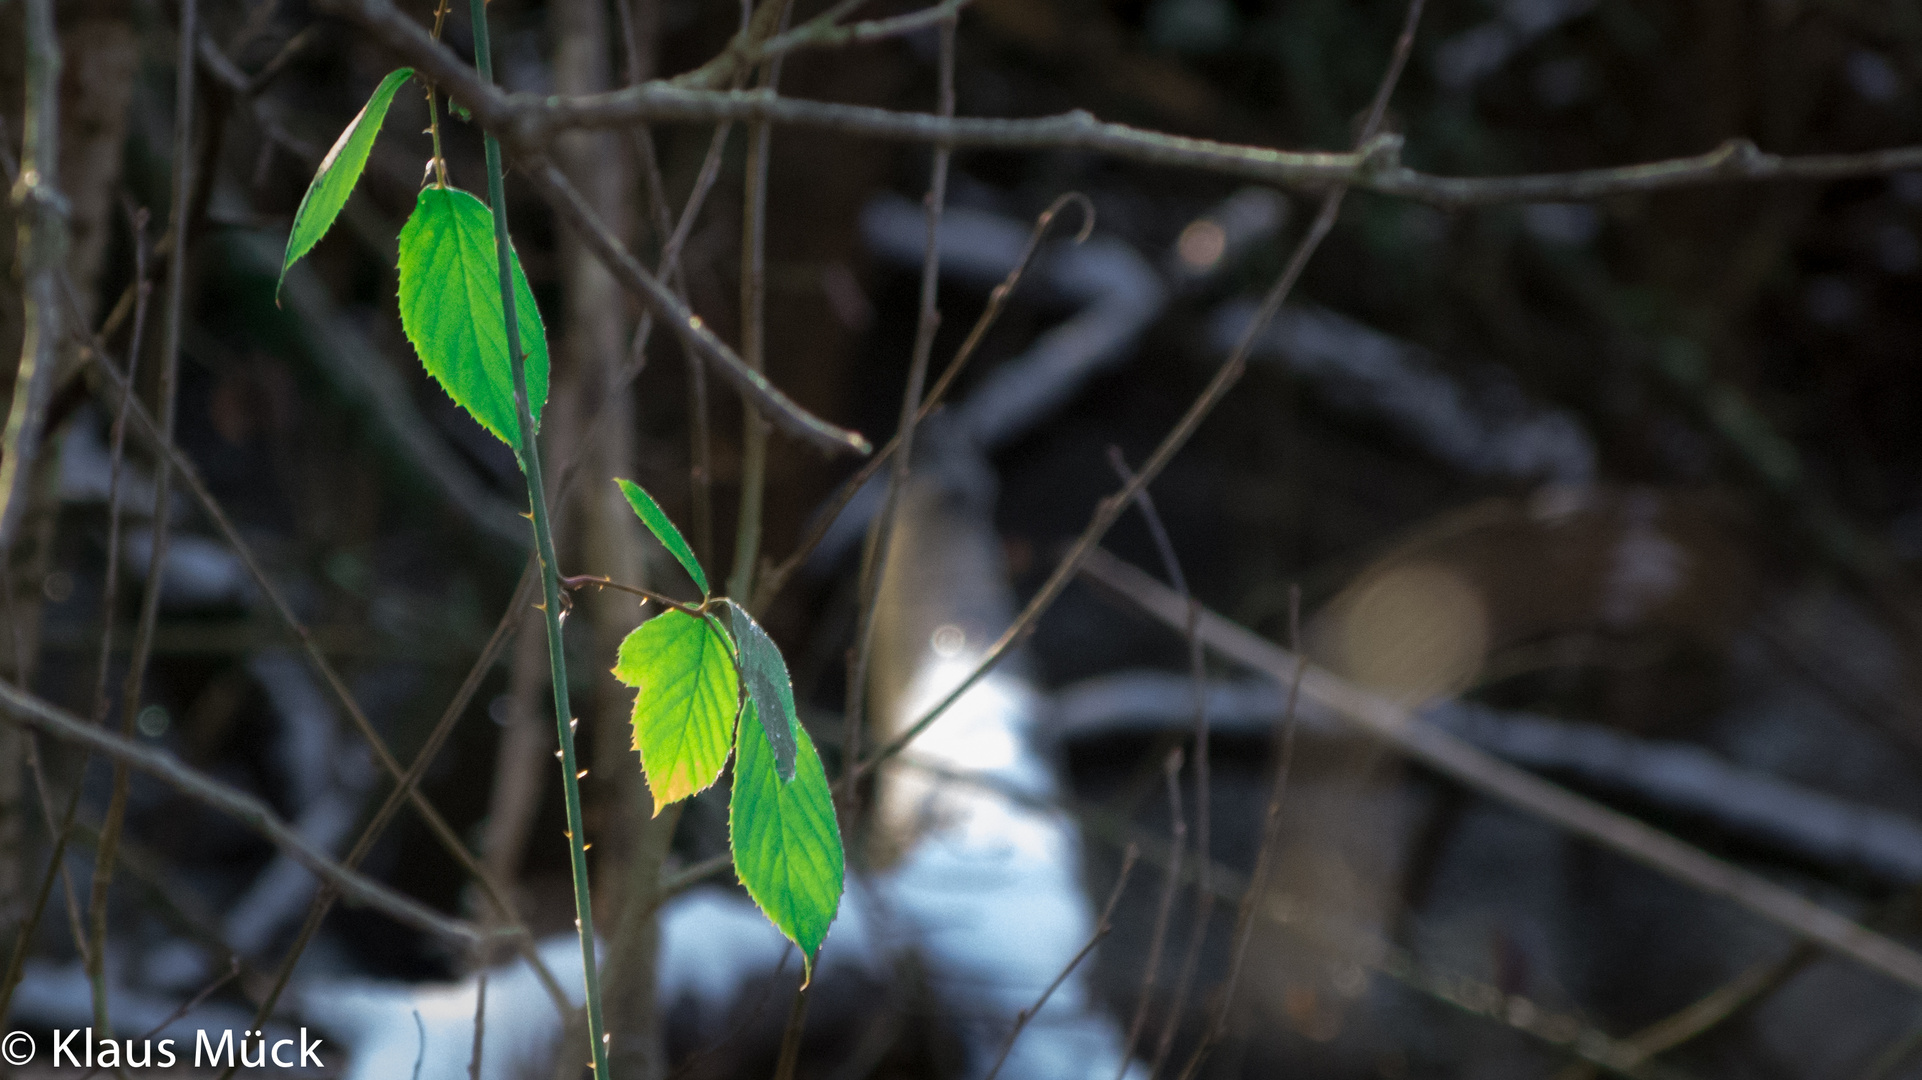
[397,186,550,451]
[725,600,797,783]
[613,609,737,808]
[616,478,708,597]
[278,68,413,298]
[730,701,842,971]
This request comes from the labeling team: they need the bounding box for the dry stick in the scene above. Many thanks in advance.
[1551,945,1810,1080]
[318,0,1922,209]
[88,0,200,1033]
[0,682,490,943]
[331,0,872,460]
[80,341,567,1005]
[751,191,1094,615]
[1104,447,1211,1080]
[839,13,957,802]
[856,0,1422,791]
[898,754,1681,1080]
[0,202,154,1029]
[231,566,557,1074]
[771,983,810,1080]
[614,0,727,565]
[74,960,239,1080]
[469,971,489,1080]
[981,845,1139,1080]
[748,0,970,68]
[1115,750,1185,1080]
[0,0,65,553]
[1175,585,1304,1080]
[1078,546,1922,994]
[655,120,735,563]
[858,147,1338,780]
[727,0,797,602]
[522,161,867,457]
[670,0,957,92]
[662,945,795,1080]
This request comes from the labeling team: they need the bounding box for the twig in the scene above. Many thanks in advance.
[79,343,565,1002]
[0,680,492,944]
[468,971,488,1080]
[411,1011,427,1080]
[751,190,1093,614]
[771,982,809,1080]
[840,12,957,796]
[1106,446,1214,1080]
[856,85,1339,782]
[0,199,155,1032]
[898,752,1684,1080]
[1176,586,1304,1080]
[0,0,66,553]
[1115,750,1184,1079]
[233,565,565,1071]
[663,943,794,1080]
[1552,946,1810,1080]
[655,850,735,904]
[727,0,798,601]
[302,0,1922,208]
[89,0,201,1033]
[526,162,869,457]
[1078,545,1922,994]
[981,845,1139,1080]
[74,960,239,1080]
[560,573,700,614]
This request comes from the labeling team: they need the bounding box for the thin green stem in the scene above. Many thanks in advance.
[426,0,452,187]
[465,1,610,1077]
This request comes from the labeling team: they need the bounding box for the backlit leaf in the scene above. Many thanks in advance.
[279,68,413,297]
[613,609,737,808]
[397,186,549,451]
[726,600,797,782]
[617,478,707,597]
[730,701,843,971]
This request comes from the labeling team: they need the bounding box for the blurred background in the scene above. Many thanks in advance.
[6,0,1922,1076]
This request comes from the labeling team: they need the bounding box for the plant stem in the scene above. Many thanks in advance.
[725,0,794,603]
[465,1,610,1076]
[426,0,452,188]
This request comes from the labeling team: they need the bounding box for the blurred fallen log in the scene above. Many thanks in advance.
[1053,670,1922,886]
[1209,298,1595,484]
[810,193,1165,570]
[861,191,1167,452]
[1078,546,1922,993]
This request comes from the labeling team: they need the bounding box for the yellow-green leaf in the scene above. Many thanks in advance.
[614,609,736,808]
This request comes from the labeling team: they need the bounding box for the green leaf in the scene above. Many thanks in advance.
[278,68,413,298]
[613,609,738,808]
[616,478,708,597]
[730,701,843,971]
[725,600,797,782]
[396,186,550,451]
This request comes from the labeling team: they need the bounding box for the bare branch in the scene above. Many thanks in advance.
[1079,546,1922,996]
[524,162,871,457]
[310,0,1922,208]
[0,681,488,945]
